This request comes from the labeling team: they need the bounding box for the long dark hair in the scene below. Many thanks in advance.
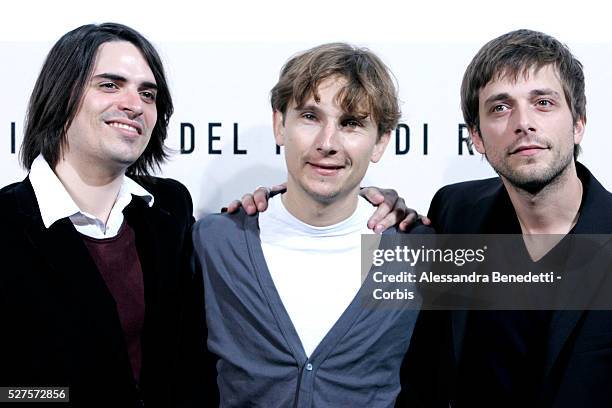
[21,22,173,175]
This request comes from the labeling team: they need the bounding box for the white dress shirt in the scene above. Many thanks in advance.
[28,154,154,239]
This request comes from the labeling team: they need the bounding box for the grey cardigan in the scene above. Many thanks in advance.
[192,209,425,407]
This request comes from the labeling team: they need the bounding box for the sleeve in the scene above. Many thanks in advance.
[173,185,220,407]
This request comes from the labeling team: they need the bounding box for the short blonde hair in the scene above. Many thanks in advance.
[270,43,400,137]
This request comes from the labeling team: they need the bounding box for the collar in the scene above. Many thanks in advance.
[571,161,612,233]
[486,161,612,234]
[29,154,154,238]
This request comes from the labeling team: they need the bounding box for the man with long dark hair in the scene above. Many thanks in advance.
[0,23,208,407]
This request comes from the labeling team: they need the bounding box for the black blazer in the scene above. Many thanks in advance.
[404,162,612,407]
[0,176,197,407]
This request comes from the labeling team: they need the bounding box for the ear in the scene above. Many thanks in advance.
[370,131,391,163]
[573,116,585,145]
[273,110,285,146]
[469,126,486,155]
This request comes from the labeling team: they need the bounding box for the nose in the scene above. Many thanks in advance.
[315,121,339,155]
[118,88,144,118]
[512,103,536,135]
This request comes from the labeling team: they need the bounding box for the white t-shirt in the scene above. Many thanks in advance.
[259,194,374,357]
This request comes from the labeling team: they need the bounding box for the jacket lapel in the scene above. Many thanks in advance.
[544,311,583,378]
[123,193,182,390]
[16,179,127,345]
[542,163,612,379]
[452,183,520,362]
[123,196,171,318]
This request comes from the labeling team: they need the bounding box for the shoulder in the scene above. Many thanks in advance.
[0,181,21,207]
[575,163,612,232]
[0,181,22,195]
[427,177,502,233]
[429,177,501,214]
[130,175,193,217]
[0,180,37,248]
[0,179,34,221]
[578,162,612,203]
[431,177,501,203]
[192,209,256,249]
[130,175,190,199]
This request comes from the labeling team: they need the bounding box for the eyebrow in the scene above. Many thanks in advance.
[340,112,371,122]
[483,92,511,106]
[296,104,323,114]
[92,72,158,90]
[484,88,562,105]
[297,104,371,120]
[530,88,561,99]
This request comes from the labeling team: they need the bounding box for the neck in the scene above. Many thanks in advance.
[54,158,126,224]
[282,182,359,227]
[503,162,582,235]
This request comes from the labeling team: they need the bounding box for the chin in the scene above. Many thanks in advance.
[502,166,566,194]
[302,186,342,204]
[110,155,140,169]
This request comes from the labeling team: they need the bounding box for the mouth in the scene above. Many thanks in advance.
[510,144,548,156]
[106,120,143,135]
[307,162,345,176]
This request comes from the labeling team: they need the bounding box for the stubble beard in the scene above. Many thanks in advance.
[486,136,575,195]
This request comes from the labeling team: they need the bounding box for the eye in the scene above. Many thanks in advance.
[341,118,363,128]
[99,82,119,91]
[301,112,317,120]
[536,99,553,107]
[491,104,509,113]
[140,90,157,103]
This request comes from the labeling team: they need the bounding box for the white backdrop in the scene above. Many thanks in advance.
[2,1,611,217]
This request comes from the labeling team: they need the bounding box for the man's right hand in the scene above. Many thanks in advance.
[225,183,287,215]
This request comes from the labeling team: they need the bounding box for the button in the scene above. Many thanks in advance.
[305,363,313,371]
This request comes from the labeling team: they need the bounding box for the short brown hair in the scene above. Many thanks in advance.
[461,29,585,158]
[270,43,400,137]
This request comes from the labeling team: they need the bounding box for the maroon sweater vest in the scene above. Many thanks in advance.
[81,222,145,381]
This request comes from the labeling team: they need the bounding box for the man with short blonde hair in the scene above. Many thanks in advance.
[193,43,429,406]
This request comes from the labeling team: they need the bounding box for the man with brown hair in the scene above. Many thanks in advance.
[192,43,430,406]
[404,29,612,407]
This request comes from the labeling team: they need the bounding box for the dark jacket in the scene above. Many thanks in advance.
[404,162,612,408]
[0,176,198,407]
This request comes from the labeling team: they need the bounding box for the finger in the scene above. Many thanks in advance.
[270,182,287,193]
[367,199,396,231]
[360,186,385,205]
[253,187,270,212]
[374,200,410,234]
[398,212,419,232]
[225,200,242,214]
[420,215,432,225]
[240,194,257,215]
[367,191,401,230]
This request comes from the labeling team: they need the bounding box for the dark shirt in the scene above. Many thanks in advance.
[452,171,587,407]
